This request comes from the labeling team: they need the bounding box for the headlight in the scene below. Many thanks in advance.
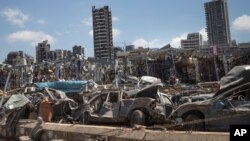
[155,106,164,113]
[149,101,157,110]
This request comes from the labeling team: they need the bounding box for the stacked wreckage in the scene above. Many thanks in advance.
[0,65,250,138]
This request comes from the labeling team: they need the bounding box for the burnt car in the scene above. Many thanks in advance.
[25,87,78,122]
[4,87,79,122]
[172,65,250,131]
[75,84,173,126]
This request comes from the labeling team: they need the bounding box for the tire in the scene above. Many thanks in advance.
[79,112,90,125]
[31,128,43,141]
[130,110,145,127]
[184,114,204,131]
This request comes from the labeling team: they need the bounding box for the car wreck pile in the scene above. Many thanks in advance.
[0,65,250,139]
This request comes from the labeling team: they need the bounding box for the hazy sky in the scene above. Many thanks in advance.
[1,0,250,62]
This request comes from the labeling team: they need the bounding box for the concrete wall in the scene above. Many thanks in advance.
[1,120,229,141]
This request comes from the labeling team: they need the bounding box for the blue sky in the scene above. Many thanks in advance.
[1,0,250,62]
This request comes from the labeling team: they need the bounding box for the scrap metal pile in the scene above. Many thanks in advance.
[0,59,115,91]
[0,65,250,139]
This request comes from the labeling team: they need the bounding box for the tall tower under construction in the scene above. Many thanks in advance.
[205,0,231,48]
[92,6,114,60]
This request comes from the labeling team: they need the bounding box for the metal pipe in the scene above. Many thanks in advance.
[214,56,219,81]
[0,70,12,107]
[4,71,12,92]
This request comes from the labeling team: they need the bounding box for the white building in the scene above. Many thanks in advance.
[181,33,203,50]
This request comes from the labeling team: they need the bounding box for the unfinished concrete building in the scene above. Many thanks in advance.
[36,40,50,63]
[205,0,231,49]
[92,6,114,60]
[73,45,84,58]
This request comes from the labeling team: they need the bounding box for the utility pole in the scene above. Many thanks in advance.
[145,57,149,75]
[171,48,176,75]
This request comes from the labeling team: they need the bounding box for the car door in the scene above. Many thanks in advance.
[207,100,238,131]
[161,94,173,118]
[98,91,120,119]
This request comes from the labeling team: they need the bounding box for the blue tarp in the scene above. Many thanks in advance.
[34,81,87,93]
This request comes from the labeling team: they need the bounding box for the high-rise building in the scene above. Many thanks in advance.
[205,0,231,48]
[181,33,203,50]
[36,40,50,63]
[72,45,84,57]
[92,6,114,60]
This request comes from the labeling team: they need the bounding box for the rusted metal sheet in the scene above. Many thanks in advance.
[38,100,53,122]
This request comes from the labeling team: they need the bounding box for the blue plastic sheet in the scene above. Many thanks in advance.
[34,81,87,93]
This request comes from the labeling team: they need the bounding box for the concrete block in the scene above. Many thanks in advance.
[144,131,229,141]
[19,136,32,141]
[2,121,230,141]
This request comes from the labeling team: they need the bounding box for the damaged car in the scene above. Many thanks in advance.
[25,87,79,123]
[172,65,250,131]
[75,83,173,126]
[1,87,79,123]
[0,93,32,137]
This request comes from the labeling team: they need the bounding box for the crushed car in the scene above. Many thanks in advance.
[0,87,79,124]
[0,93,31,138]
[171,65,250,131]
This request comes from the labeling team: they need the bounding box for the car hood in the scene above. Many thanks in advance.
[178,99,211,107]
[220,65,250,88]
[214,65,250,97]
[128,82,163,99]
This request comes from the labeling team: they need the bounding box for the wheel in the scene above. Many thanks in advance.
[79,112,90,125]
[130,110,145,127]
[184,114,204,131]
